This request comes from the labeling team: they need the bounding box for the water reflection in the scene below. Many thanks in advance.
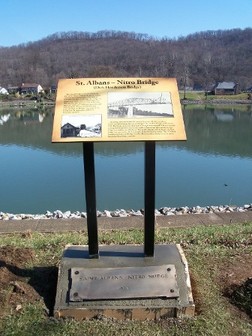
[214,111,234,122]
[0,113,10,125]
[0,105,252,213]
[1,105,252,158]
[181,105,252,158]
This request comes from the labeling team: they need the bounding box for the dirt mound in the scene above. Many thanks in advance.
[220,254,252,319]
[0,246,50,316]
[226,277,252,318]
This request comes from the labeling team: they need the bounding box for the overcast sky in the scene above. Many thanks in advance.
[1,0,251,47]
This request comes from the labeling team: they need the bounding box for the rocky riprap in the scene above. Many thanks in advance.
[0,204,252,220]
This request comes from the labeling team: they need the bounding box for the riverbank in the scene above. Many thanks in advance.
[1,204,252,235]
[0,208,252,234]
[1,204,252,220]
[1,94,252,109]
[1,100,251,108]
[0,100,54,108]
[181,99,252,105]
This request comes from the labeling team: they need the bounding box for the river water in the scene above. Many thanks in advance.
[0,104,252,214]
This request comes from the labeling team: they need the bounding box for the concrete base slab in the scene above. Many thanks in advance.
[54,244,194,320]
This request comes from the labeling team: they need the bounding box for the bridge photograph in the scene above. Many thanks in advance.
[108,92,174,118]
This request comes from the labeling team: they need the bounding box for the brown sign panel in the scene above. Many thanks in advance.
[52,77,186,143]
[70,265,179,301]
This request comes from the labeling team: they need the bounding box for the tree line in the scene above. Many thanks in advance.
[0,28,251,90]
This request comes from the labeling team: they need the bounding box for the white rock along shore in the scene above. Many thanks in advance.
[0,204,252,220]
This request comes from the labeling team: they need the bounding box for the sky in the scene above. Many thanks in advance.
[1,0,252,47]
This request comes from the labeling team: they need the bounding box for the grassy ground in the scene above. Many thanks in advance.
[179,91,251,102]
[0,222,251,335]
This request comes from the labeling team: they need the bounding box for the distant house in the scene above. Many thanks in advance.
[0,87,9,95]
[213,82,239,95]
[61,123,79,138]
[7,86,19,94]
[20,83,44,95]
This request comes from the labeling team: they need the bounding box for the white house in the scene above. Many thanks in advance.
[20,83,44,95]
[0,87,9,95]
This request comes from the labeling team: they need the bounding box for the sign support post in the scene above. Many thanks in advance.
[144,141,156,257]
[83,142,99,258]
[83,140,156,258]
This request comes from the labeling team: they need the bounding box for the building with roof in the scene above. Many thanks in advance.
[0,87,9,95]
[20,83,44,95]
[213,82,239,95]
[61,123,80,138]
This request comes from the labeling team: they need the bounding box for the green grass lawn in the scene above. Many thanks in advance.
[0,222,251,336]
[179,91,250,101]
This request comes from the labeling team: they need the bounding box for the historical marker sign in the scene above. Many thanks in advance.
[52,78,195,319]
[52,77,186,142]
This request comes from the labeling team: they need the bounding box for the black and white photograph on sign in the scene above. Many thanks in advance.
[107,92,174,118]
[61,114,102,138]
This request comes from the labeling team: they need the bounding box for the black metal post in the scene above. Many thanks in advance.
[144,141,156,257]
[83,142,99,258]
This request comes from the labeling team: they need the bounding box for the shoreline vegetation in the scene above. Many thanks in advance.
[0,92,252,109]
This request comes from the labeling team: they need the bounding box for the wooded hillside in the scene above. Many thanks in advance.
[0,28,251,90]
